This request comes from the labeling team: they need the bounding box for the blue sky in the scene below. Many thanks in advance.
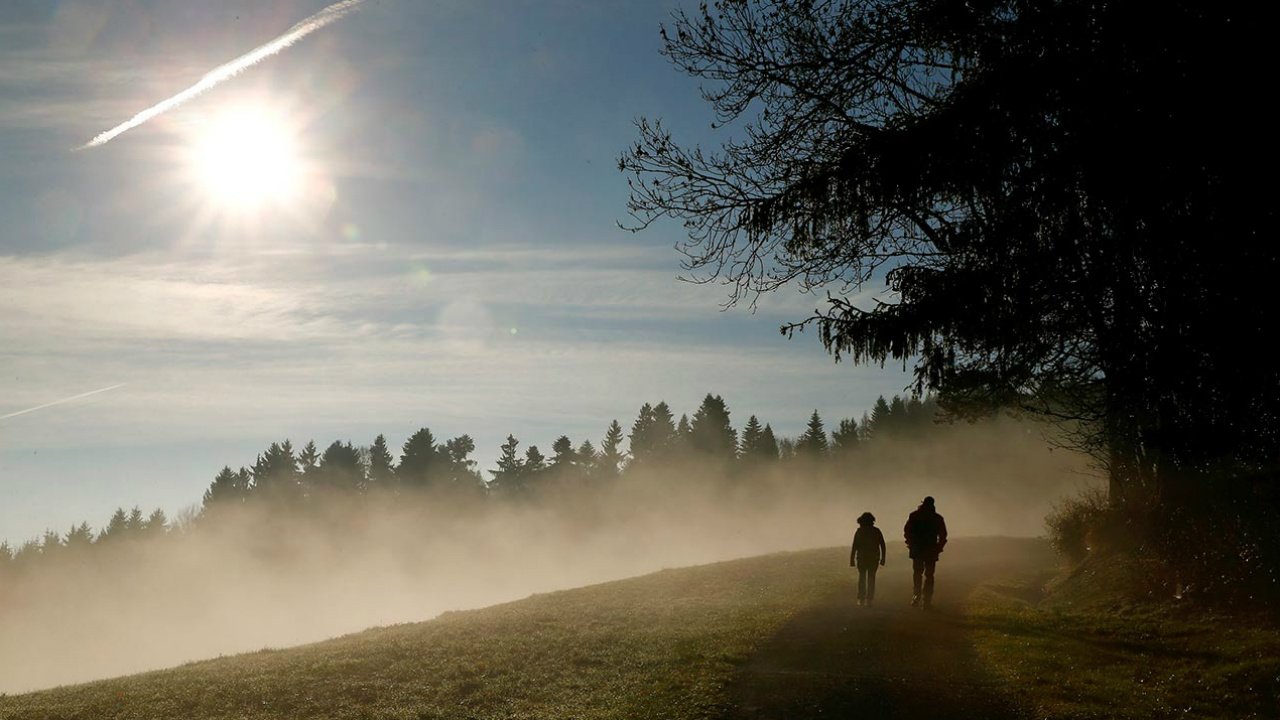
[0,0,910,544]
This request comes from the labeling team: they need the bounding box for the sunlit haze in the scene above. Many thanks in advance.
[186,105,303,209]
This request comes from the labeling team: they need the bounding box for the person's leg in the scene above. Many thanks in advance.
[867,567,877,604]
[912,558,924,605]
[923,559,936,607]
[857,567,867,603]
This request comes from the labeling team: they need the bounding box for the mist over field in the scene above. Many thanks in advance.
[0,418,1094,693]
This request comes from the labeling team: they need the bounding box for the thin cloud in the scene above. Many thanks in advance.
[0,384,125,421]
[77,0,367,150]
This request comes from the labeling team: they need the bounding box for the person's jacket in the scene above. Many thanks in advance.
[903,508,948,561]
[850,526,886,569]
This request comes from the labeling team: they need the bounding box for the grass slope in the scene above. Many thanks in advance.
[0,549,849,720]
[8,540,1276,720]
[967,559,1280,720]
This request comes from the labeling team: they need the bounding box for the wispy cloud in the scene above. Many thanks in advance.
[77,0,367,149]
[0,384,125,421]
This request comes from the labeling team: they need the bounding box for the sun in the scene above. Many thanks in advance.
[186,105,303,210]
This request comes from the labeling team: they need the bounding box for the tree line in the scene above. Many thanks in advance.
[0,393,937,575]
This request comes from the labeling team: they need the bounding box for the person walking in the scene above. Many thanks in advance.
[903,496,948,609]
[850,512,886,606]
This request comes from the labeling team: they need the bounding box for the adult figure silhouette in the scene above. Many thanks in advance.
[849,511,886,606]
[903,496,948,609]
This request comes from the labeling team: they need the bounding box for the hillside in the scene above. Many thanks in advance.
[6,537,1271,720]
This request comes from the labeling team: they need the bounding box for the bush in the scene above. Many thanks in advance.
[1045,486,1109,562]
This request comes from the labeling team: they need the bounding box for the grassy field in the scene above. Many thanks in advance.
[5,540,1278,720]
[0,548,850,720]
[966,560,1280,720]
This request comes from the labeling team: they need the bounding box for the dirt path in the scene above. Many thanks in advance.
[721,538,1048,720]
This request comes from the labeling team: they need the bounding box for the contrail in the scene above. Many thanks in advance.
[0,384,126,421]
[78,0,366,150]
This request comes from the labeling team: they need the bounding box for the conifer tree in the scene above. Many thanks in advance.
[598,420,626,477]
[524,445,547,486]
[398,428,440,489]
[126,506,145,536]
[143,509,168,538]
[41,529,63,557]
[739,415,765,459]
[551,435,577,467]
[367,434,397,491]
[676,413,692,444]
[251,441,300,499]
[576,439,598,478]
[298,440,320,478]
[489,434,525,495]
[441,435,483,490]
[650,401,678,457]
[64,522,94,551]
[99,508,129,542]
[796,410,829,458]
[867,397,892,438]
[628,403,656,464]
[831,418,860,456]
[690,394,737,460]
[203,465,249,509]
[759,423,780,461]
[317,441,365,492]
[888,396,909,435]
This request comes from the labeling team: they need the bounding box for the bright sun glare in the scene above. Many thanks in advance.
[187,106,303,210]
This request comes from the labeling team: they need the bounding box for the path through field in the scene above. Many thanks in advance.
[722,538,1044,720]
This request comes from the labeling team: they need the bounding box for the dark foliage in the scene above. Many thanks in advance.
[620,0,1278,594]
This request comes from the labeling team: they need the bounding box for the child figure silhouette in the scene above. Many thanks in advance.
[850,511,886,606]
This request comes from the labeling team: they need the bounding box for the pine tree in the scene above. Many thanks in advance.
[831,418,860,455]
[690,394,737,460]
[441,435,483,491]
[144,509,168,538]
[674,413,694,456]
[650,401,678,458]
[576,440,598,478]
[99,508,129,542]
[41,529,63,557]
[298,440,320,478]
[759,424,780,460]
[551,435,577,467]
[126,506,145,536]
[64,522,94,551]
[867,397,892,438]
[629,403,656,464]
[398,428,440,489]
[519,440,545,484]
[490,435,525,494]
[367,434,397,491]
[888,396,909,435]
[251,441,300,499]
[740,415,761,451]
[598,420,626,477]
[317,441,365,492]
[203,466,247,509]
[796,410,829,458]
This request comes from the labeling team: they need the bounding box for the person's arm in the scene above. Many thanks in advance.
[850,530,859,567]
[903,516,912,545]
[937,515,948,554]
[877,528,886,565]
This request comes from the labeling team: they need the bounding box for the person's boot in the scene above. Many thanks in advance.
[910,594,921,607]
[923,595,933,610]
